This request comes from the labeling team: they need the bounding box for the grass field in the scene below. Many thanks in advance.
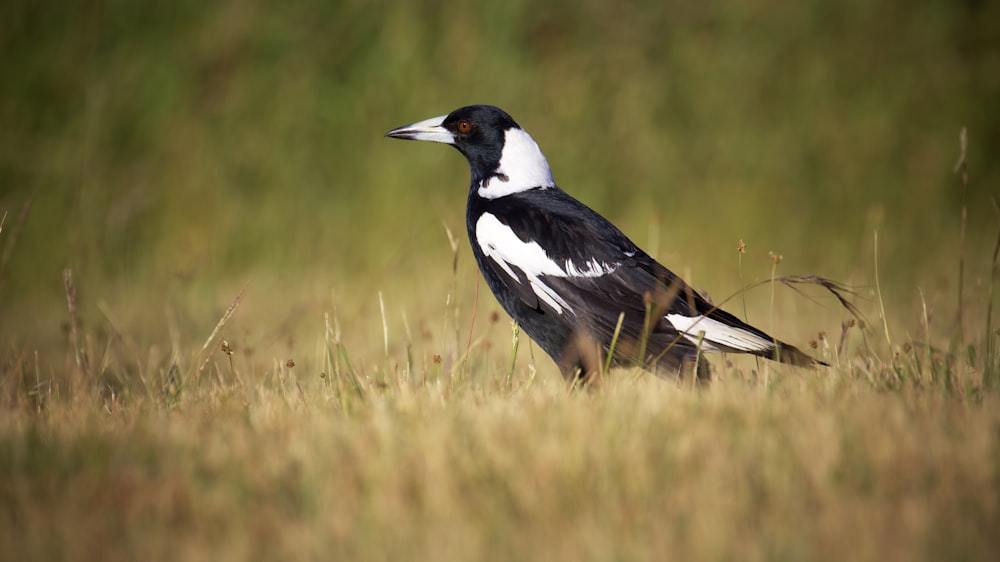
[2,0,1000,560]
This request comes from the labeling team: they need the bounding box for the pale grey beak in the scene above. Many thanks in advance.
[384,114,454,144]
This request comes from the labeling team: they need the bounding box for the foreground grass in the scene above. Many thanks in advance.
[2,228,999,561]
[2,353,998,562]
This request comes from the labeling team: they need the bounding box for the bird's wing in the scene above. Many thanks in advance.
[477,188,819,366]
[474,188,645,316]
[475,189,690,347]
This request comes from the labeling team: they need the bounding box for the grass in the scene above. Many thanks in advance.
[2,0,1000,559]
[2,334,999,561]
[1,223,998,560]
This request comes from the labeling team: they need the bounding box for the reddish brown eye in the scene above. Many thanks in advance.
[458,120,471,133]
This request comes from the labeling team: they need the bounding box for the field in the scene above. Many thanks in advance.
[2,1,1000,560]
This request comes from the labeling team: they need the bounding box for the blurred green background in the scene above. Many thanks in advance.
[1,0,998,362]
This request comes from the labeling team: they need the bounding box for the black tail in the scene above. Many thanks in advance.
[765,341,828,368]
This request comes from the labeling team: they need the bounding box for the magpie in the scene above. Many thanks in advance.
[386,105,821,380]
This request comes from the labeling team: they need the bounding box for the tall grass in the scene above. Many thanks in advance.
[1,280,999,561]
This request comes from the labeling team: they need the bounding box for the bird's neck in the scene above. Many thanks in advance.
[472,128,555,200]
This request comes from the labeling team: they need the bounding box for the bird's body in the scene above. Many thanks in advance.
[386,105,820,380]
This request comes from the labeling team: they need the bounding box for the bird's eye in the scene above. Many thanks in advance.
[457,120,472,133]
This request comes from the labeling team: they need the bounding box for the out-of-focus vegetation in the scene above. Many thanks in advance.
[1,0,997,345]
[1,1,999,560]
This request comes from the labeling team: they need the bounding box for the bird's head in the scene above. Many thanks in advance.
[385,105,555,199]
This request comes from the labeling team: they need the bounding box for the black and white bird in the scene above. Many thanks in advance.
[386,105,821,380]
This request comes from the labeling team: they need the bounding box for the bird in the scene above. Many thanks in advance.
[385,105,822,381]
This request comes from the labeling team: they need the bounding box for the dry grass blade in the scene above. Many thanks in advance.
[986,202,1000,388]
[744,274,864,322]
[0,201,31,291]
[442,221,460,275]
[195,284,248,379]
[955,127,969,346]
[63,268,88,377]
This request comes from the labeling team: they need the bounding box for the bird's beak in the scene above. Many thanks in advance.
[384,114,454,144]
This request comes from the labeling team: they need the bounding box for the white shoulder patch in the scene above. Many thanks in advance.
[477,128,555,199]
[475,213,619,315]
[665,314,775,353]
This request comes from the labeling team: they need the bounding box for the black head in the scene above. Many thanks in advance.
[387,105,555,196]
[386,105,521,181]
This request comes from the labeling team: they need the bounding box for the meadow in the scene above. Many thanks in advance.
[2,0,999,560]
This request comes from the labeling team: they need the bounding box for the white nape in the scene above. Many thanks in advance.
[477,128,556,199]
[665,314,775,353]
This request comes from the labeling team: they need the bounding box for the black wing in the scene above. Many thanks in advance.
[477,187,820,367]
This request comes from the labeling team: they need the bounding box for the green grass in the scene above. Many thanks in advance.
[2,0,1000,560]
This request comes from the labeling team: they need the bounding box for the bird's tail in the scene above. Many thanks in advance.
[766,341,828,368]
